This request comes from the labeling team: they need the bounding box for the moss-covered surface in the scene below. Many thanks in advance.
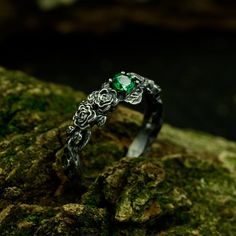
[0,67,236,235]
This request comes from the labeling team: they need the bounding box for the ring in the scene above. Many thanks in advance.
[63,71,163,179]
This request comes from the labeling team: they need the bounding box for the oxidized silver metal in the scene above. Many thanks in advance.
[63,72,163,180]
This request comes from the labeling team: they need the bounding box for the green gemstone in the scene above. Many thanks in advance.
[112,73,135,94]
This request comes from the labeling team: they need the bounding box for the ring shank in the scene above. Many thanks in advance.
[126,88,163,157]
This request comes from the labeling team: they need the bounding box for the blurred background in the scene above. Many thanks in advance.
[0,0,236,140]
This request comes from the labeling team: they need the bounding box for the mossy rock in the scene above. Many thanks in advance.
[0,67,236,235]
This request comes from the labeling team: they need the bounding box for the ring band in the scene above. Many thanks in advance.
[63,72,163,179]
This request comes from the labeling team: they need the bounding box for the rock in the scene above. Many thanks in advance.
[0,67,236,235]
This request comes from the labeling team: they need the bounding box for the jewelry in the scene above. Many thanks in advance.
[63,72,163,179]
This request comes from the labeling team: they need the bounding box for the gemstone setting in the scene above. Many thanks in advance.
[112,73,136,95]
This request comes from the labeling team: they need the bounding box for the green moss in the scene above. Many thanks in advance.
[0,205,58,236]
[83,141,124,171]
[24,209,56,225]
[0,67,85,139]
[25,214,38,224]
[157,156,236,235]
[0,149,17,166]
[82,155,236,234]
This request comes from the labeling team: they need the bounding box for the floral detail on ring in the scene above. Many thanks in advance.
[125,87,143,105]
[88,88,118,113]
[97,88,118,112]
[73,102,96,129]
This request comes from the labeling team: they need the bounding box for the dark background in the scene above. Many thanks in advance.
[0,0,236,140]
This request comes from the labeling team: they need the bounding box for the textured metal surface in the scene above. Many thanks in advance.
[63,72,163,179]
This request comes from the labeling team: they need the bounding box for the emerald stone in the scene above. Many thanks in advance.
[112,73,135,94]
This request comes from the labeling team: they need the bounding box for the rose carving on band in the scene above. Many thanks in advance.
[88,88,118,113]
[73,102,96,129]
[96,88,118,112]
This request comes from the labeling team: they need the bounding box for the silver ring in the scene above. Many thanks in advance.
[63,71,163,180]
